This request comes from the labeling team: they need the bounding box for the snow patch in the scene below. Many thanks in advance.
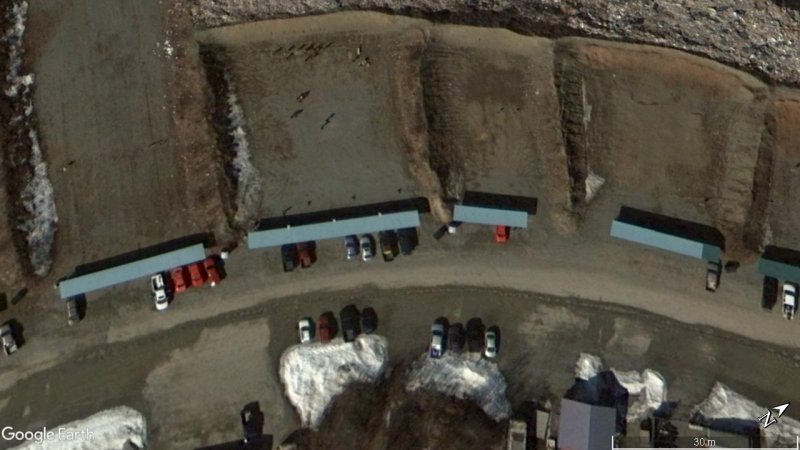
[406,353,511,422]
[585,169,605,203]
[279,335,389,429]
[574,352,602,380]
[223,74,261,227]
[11,406,147,450]
[573,353,668,422]
[693,382,800,447]
[612,368,667,422]
[2,0,58,276]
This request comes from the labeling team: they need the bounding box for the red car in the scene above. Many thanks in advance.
[317,313,335,343]
[297,242,315,268]
[187,262,207,288]
[170,267,188,294]
[203,256,222,286]
[495,225,510,243]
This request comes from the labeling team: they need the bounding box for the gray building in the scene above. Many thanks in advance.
[558,398,616,450]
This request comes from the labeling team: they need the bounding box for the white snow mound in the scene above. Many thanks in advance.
[12,406,146,450]
[279,334,389,429]
[574,352,602,380]
[693,382,800,447]
[406,353,511,422]
[573,353,668,422]
[611,368,667,422]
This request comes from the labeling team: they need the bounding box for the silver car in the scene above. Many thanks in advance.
[360,235,374,262]
[345,235,359,260]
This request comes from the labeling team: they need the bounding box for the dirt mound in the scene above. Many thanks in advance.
[286,366,505,450]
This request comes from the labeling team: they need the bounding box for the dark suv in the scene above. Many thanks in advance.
[281,244,298,272]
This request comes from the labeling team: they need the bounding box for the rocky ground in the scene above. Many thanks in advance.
[187,0,800,87]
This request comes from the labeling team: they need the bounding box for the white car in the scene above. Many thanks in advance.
[360,235,374,262]
[783,283,797,320]
[298,319,313,343]
[484,330,497,359]
[1,322,17,356]
[430,323,445,358]
[151,274,169,311]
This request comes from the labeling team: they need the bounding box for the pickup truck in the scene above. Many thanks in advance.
[340,305,361,342]
[507,420,527,450]
[379,231,397,262]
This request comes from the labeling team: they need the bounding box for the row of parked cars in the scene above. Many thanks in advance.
[149,256,224,311]
[297,305,378,344]
[429,318,499,359]
[281,228,419,271]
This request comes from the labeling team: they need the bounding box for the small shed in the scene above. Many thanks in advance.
[558,398,616,450]
[452,191,537,228]
[758,245,800,284]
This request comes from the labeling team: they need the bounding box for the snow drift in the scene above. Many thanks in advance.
[11,406,147,450]
[2,0,58,277]
[693,382,800,447]
[279,335,389,429]
[223,73,261,228]
[574,353,668,422]
[406,353,511,422]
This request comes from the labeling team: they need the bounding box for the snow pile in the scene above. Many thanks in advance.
[223,74,260,227]
[3,0,29,97]
[406,353,511,422]
[612,369,667,421]
[693,382,800,447]
[585,169,605,203]
[2,0,58,277]
[12,406,147,450]
[574,352,602,380]
[19,129,58,276]
[573,353,668,422]
[279,335,389,429]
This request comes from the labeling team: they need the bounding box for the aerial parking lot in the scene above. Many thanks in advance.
[3,4,800,450]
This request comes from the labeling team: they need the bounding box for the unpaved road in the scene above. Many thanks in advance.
[1,219,800,448]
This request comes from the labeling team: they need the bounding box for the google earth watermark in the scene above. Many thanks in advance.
[2,426,95,444]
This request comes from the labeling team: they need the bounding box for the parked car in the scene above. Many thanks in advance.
[204,256,223,286]
[340,305,361,342]
[361,307,378,334]
[169,267,188,294]
[281,244,298,272]
[466,318,485,353]
[783,282,797,320]
[151,273,169,311]
[360,235,374,262]
[187,262,206,288]
[706,260,721,292]
[762,276,779,311]
[430,323,445,358]
[298,318,313,343]
[397,228,418,255]
[1,322,17,356]
[66,297,80,325]
[240,402,264,444]
[317,313,335,343]
[379,231,397,262]
[484,330,498,359]
[448,323,465,354]
[495,225,510,243]
[345,235,359,260]
[297,242,315,268]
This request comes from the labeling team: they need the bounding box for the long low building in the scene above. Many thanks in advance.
[610,206,723,261]
[58,244,207,299]
[452,190,537,228]
[248,210,421,249]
